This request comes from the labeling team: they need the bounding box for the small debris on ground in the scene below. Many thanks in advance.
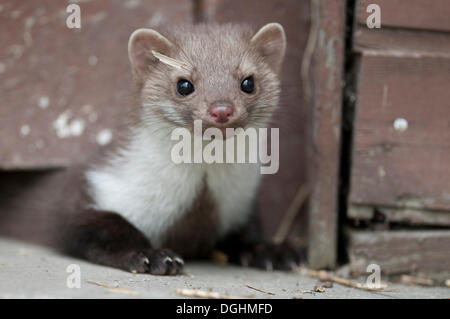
[244,284,275,295]
[297,289,314,294]
[401,275,434,287]
[86,278,139,296]
[175,288,253,299]
[296,266,396,292]
[314,285,325,293]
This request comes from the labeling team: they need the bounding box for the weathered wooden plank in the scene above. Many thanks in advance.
[349,52,450,212]
[357,0,450,32]
[347,229,450,275]
[0,0,193,169]
[354,26,450,58]
[306,0,346,269]
[349,205,450,226]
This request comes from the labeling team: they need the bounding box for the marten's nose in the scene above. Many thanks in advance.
[209,105,234,124]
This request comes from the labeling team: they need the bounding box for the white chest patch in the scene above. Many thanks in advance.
[86,129,261,248]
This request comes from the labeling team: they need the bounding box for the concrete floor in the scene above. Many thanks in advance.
[0,238,448,299]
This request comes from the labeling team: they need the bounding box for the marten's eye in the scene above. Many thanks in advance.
[177,79,195,96]
[240,76,255,94]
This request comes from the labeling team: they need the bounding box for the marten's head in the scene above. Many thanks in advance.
[128,23,286,134]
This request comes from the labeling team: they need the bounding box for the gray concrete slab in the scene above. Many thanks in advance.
[0,238,448,299]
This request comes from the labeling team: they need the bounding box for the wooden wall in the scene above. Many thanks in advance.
[346,0,450,279]
[0,1,312,243]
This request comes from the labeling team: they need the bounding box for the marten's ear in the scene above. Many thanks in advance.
[250,23,286,74]
[128,28,174,78]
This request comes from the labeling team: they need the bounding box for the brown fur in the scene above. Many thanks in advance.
[161,176,218,259]
[0,23,305,275]
[130,23,282,134]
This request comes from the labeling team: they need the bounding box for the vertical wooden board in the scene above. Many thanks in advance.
[307,0,346,269]
[349,53,450,211]
[0,0,193,169]
[357,0,450,32]
[203,0,311,238]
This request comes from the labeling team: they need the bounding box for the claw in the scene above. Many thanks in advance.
[163,256,173,265]
[174,257,184,265]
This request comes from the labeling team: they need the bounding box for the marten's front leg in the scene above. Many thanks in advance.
[216,212,306,271]
[58,210,184,275]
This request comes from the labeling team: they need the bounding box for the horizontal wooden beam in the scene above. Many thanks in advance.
[347,229,450,276]
[349,205,450,227]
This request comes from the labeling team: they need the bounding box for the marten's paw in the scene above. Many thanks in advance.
[127,249,184,275]
[238,242,306,271]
